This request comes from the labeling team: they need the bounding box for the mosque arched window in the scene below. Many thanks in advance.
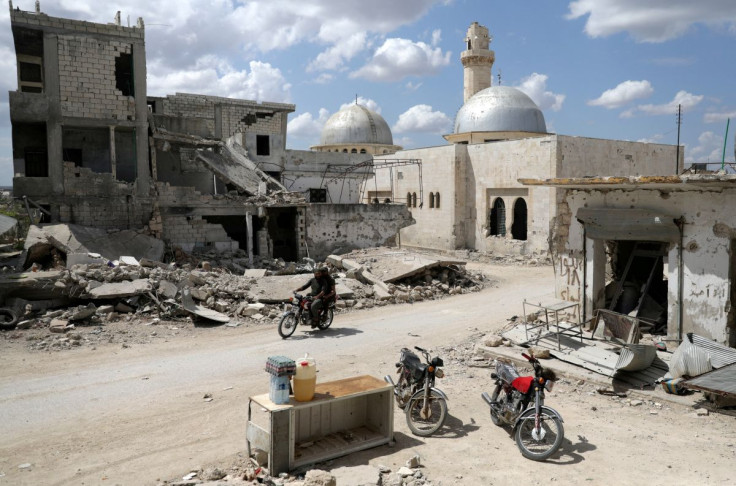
[406,192,412,208]
[351,148,357,154]
[489,198,506,236]
[342,149,348,153]
[511,198,528,241]
[435,193,440,209]
[412,192,417,208]
[360,149,367,154]
[429,193,435,208]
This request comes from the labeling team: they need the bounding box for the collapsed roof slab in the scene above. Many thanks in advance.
[244,274,357,304]
[23,224,165,268]
[335,248,466,283]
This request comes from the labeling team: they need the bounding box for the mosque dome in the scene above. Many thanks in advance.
[319,104,394,146]
[454,85,547,134]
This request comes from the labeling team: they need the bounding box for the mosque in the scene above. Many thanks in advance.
[311,22,680,258]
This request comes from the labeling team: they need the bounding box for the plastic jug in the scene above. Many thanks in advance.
[293,354,317,402]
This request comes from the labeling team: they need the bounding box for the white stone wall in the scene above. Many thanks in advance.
[58,36,136,120]
[562,187,736,346]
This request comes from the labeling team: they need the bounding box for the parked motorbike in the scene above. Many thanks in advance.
[384,346,448,436]
[481,352,564,461]
[278,293,334,339]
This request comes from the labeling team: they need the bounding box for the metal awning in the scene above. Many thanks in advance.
[683,362,736,398]
[576,208,680,241]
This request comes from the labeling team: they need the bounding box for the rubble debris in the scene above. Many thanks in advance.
[181,289,230,323]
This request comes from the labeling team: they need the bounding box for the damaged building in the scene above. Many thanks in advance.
[521,174,736,348]
[8,2,413,266]
[364,22,680,257]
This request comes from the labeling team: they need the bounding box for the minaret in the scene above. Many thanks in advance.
[461,22,494,103]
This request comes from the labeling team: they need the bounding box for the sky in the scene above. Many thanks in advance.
[1,0,736,185]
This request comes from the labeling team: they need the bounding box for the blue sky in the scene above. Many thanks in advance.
[1,0,736,185]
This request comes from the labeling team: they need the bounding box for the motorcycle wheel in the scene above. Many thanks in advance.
[514,408,564,461]
[489,385,503,426]
[317,308,334,330]
[405,389,448,436]
[278,313,298,339]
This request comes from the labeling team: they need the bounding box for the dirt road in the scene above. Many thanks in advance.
[1,264,734,485]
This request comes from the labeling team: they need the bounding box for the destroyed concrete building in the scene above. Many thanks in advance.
[521,174,736,348]
[8,2,413,265]
[364,22,680,258]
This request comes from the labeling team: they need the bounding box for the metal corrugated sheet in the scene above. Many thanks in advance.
[576,208,680,241]
[683,362,736,397]
[0,214,17,236]
[688,333,736,368]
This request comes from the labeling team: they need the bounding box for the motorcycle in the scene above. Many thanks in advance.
[278,293,334,339]
[481,352,564,461]
[384,346,448,436]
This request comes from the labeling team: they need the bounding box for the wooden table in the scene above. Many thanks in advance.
[246,375,394,474]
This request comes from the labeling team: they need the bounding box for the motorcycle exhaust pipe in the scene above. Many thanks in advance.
[383,375,395,386]
[481,391,493,406]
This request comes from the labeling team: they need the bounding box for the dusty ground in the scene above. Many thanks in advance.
[0,262,734,486]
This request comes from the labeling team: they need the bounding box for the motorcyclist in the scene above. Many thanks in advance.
[294,268,333,327]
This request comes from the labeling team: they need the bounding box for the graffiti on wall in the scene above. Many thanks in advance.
[558,254,582,307]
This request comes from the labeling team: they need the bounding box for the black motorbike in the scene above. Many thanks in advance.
[278,293,334,339]
[481,352,564,461]
[384,346,448,436]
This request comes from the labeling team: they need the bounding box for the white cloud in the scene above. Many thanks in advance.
[313,73,335,85]
[686,130,729,163]
[621,90,703,118]
[287,108,331,140]
[148,58,292,103]
[431,29,442,46]
[307,32,367,72]
[704,110,736,123]
[567,0,736,42]
[405,81,423,92]
[636,133,665,144]
[340,97,382,114]
[588,80,654,109]
[350,37,451,82]
[515,73,565,112]
[392,105,452,134]
[395,136,414,148]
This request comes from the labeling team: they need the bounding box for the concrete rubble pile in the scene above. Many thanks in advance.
[1,227,487,345]
[163,453,437,486]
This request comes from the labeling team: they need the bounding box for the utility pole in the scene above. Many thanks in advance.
[675,104,682,174]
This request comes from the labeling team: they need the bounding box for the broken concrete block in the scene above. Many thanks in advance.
[335,282,354,299]
[157,280,178,300]
[96,305,114,314]
[303,470,336,486]
[341,258,364,271]
[397,466,414,477]
[66,253,106,268]
[70,303,97,321]
[394,291,410,302]
[49,318,70,333]
[115,302,134,313]
[406,454,421,468]
[373,284,392,300]
[243,269,268,278]
[189,288,210,301]
[251,313,265,320]
[242,303,266,317]
[529,346,551,359]
[330,465,382,486]
[214,301,229,313]
[482,335,504,347]
[119,256,140,266]
[335,301,347,309]
[325,255,344,268]
[87,279,152,299]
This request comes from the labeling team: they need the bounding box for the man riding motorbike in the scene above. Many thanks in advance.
[294,267,335,327]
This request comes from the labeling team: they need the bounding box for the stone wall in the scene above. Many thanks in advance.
[305,204,415,261]
[58,36,136,120]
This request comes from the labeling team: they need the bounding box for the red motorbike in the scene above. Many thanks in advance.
[481,352,564,461]
[278,293,334,339]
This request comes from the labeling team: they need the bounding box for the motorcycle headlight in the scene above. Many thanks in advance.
[434,368,444,378]
[545,380,555,392]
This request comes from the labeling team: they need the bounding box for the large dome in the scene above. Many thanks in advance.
[454,85,547,134]
[320,104,394,145]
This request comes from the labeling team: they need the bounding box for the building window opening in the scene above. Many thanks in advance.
[309,188,327,202]
[384,198,391,203]
[24,147,48,177]
[351,148,357,153]
[429,192,435,208]
[412,192,417,208]
[63,148,83,167]
[406,192,411,208]
[435,193,440,209]
[489,198,506,236]
[115,52,134,97]
[256,135,270,156]
[511,198,527,241]
[360,149,367,154]
[19,61,43,93]
[342,148,348,153]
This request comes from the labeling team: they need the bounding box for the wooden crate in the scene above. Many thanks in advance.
[247,375,394,474]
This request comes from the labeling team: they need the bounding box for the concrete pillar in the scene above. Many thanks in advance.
[585,238,606,322]
[214,104,222,139]
[132,40,150,196]
[109,126,117,179]
[43,33,64,195]
[246,211,254,267]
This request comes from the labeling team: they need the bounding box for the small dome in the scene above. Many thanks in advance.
[454,86,546,134]
[320,104,394,145]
